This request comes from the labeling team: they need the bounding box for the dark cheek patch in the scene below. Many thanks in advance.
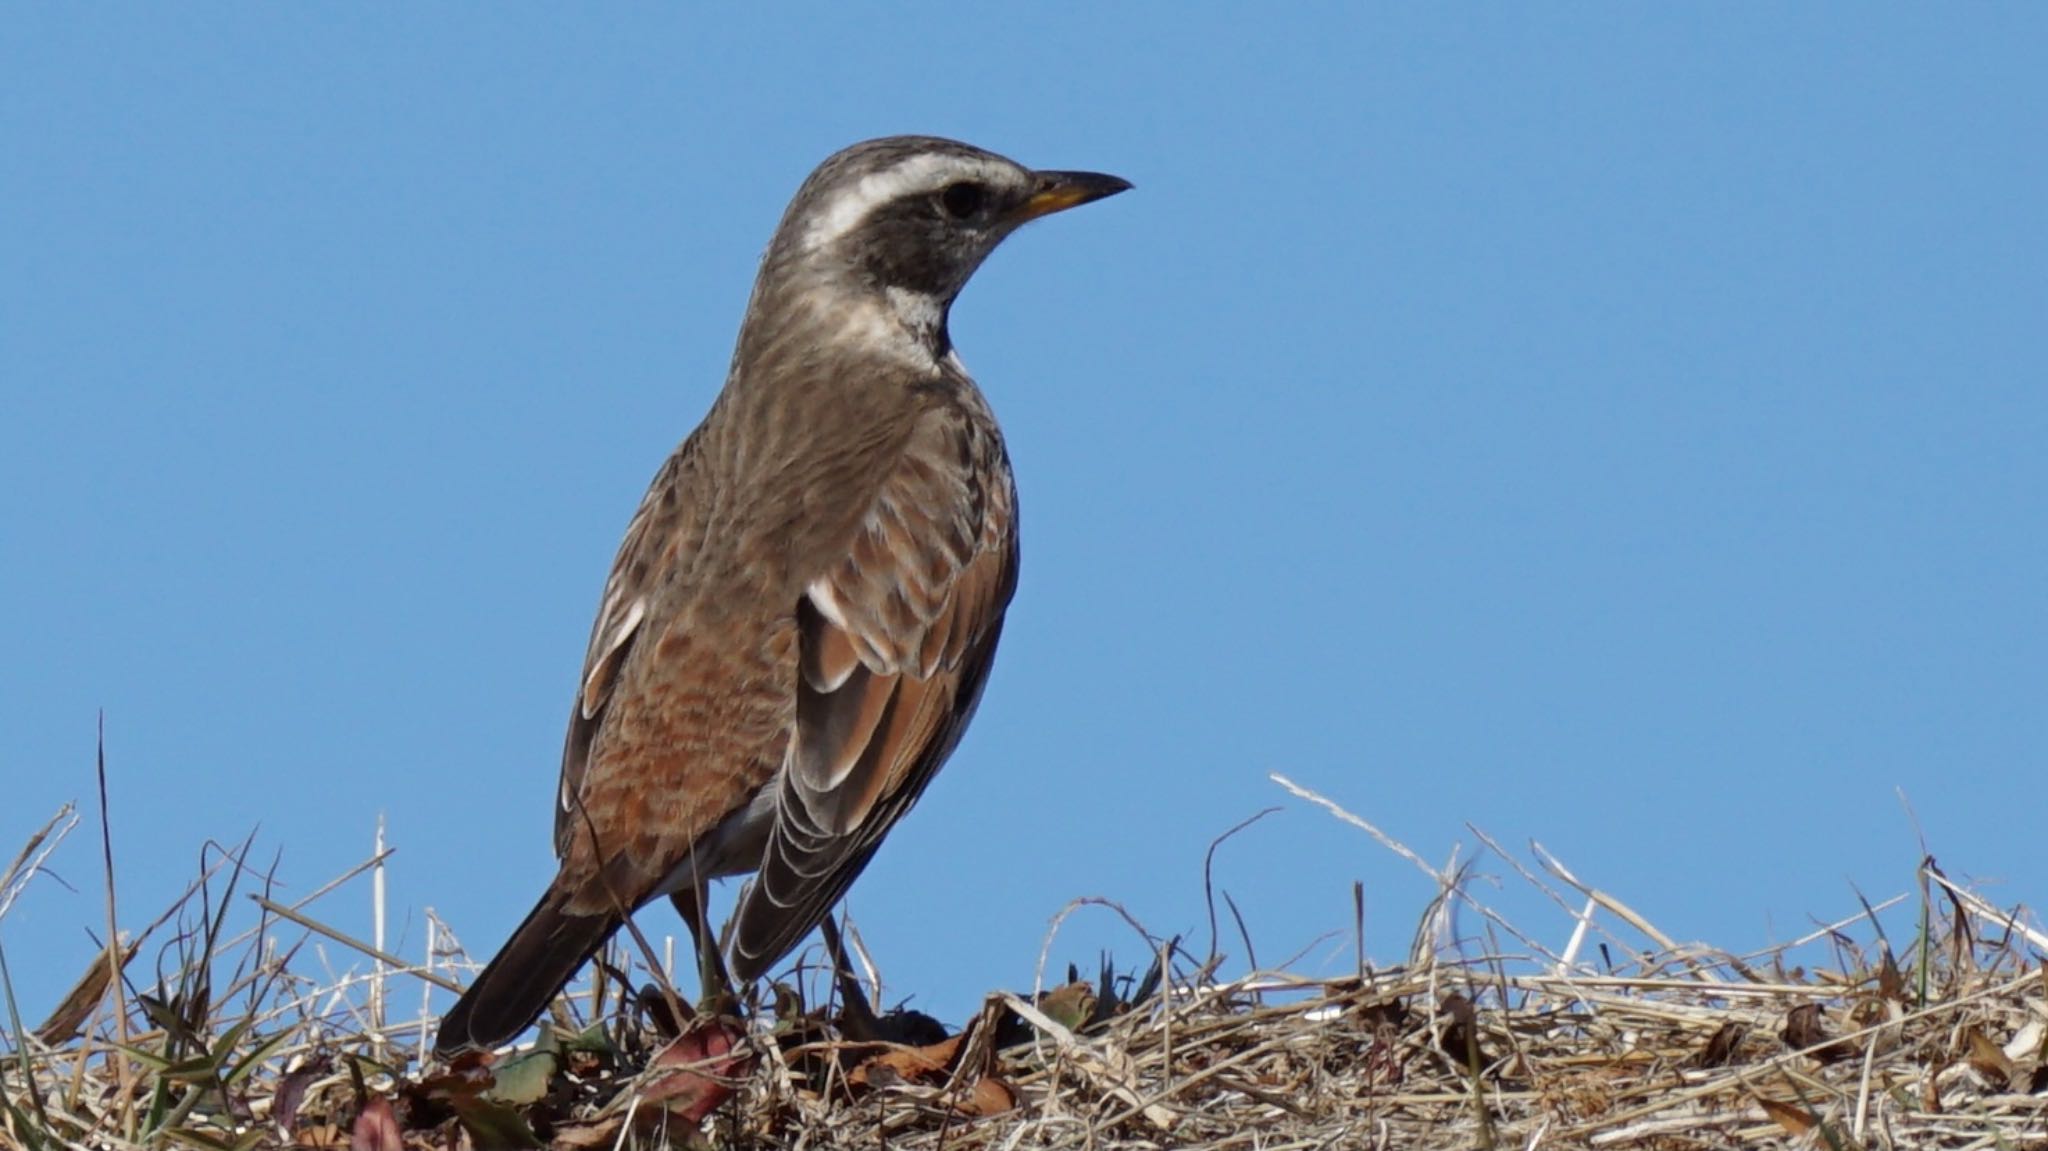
[860,205,972,297]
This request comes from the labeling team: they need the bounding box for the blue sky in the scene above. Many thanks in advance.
[4,8,2043,1031]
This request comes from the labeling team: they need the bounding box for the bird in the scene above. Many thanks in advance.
[434,136,1130,1057]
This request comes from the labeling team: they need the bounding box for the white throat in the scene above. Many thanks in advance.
[820,285,948,375]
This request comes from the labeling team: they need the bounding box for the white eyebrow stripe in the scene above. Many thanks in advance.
[802,154,1012,251]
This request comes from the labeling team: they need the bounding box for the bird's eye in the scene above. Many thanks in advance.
[939,181,985,220]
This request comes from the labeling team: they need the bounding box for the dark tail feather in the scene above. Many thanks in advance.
[435,892,618,1057]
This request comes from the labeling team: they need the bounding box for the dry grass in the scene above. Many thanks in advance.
[5,768,2047,1150]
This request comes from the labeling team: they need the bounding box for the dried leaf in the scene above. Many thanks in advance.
[1694,1021,1747,1069]
[1965,1025,2015,1089]
[274,1053,333,1134]
[1845,994,1902,1058]
[2005,1019,2046,1064]
[638,1018,752,1125]
[1848,995,1896,1029]
[412,1055,495,1117]
[34,938,139,1045]
[1781,1002,1826,1048]
[1877,947,1906,1002]
[1036,981,1098,1032]
[844,1031,1011,1118]
[1355,996,1411,1041]
[348,1097,402,1151]
[1756,1095,1816,1136]
[1781,1003,1849,1062]
[848,1033,966,1089]
[1437,993,1483,1069]
[956,1076,1016,1118]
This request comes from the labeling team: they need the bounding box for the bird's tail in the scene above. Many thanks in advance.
[434,891,618,1058]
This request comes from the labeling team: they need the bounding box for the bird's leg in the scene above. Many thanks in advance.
[669,887,738,1015]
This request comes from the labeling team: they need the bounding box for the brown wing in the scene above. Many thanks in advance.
[555,430,707,859]
[728,404,1018,981]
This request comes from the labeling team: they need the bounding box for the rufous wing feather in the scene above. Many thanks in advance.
[556,439,707,859]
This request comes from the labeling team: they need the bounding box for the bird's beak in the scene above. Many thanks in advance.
[1016,170,1133,222]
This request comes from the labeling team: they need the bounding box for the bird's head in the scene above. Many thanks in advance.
[749,136,1130,358]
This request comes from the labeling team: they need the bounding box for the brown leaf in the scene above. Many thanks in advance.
[410,1055,495,1116]
[349,1097,402,1151]
[1847,995,1892,1029]
[1694,1021,1747,1069]
[1355,996,1411,1034]
[1877,947,1906,1002]
[1437,993,1484,1069]
[35,939,140,1045]
[1845,994,1902,1059]
[274,1053,333,1134]
[1780,1003,1848,1062]
[848,1033,967,1090]
[845,1032,1013,1118]
[1966,1025,2016,1089]
[1756,1096,1816,1136]
[639,1018,753,1125]
[1780,1002,1826,1047]
[955,1076,1016,1118]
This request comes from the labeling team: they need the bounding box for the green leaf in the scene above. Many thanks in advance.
[453,1099,547,1148]
[160,1052,228,1084]
[222,1028,291,1090]
[483,1048,559,1106]
[561,1020,617,1056]
[210,1016,255,1060]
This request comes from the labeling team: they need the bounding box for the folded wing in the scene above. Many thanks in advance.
[730,405,1018,980]
[557,436,706,860]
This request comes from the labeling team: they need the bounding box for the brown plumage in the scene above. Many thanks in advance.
[435,136,1128,1056]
